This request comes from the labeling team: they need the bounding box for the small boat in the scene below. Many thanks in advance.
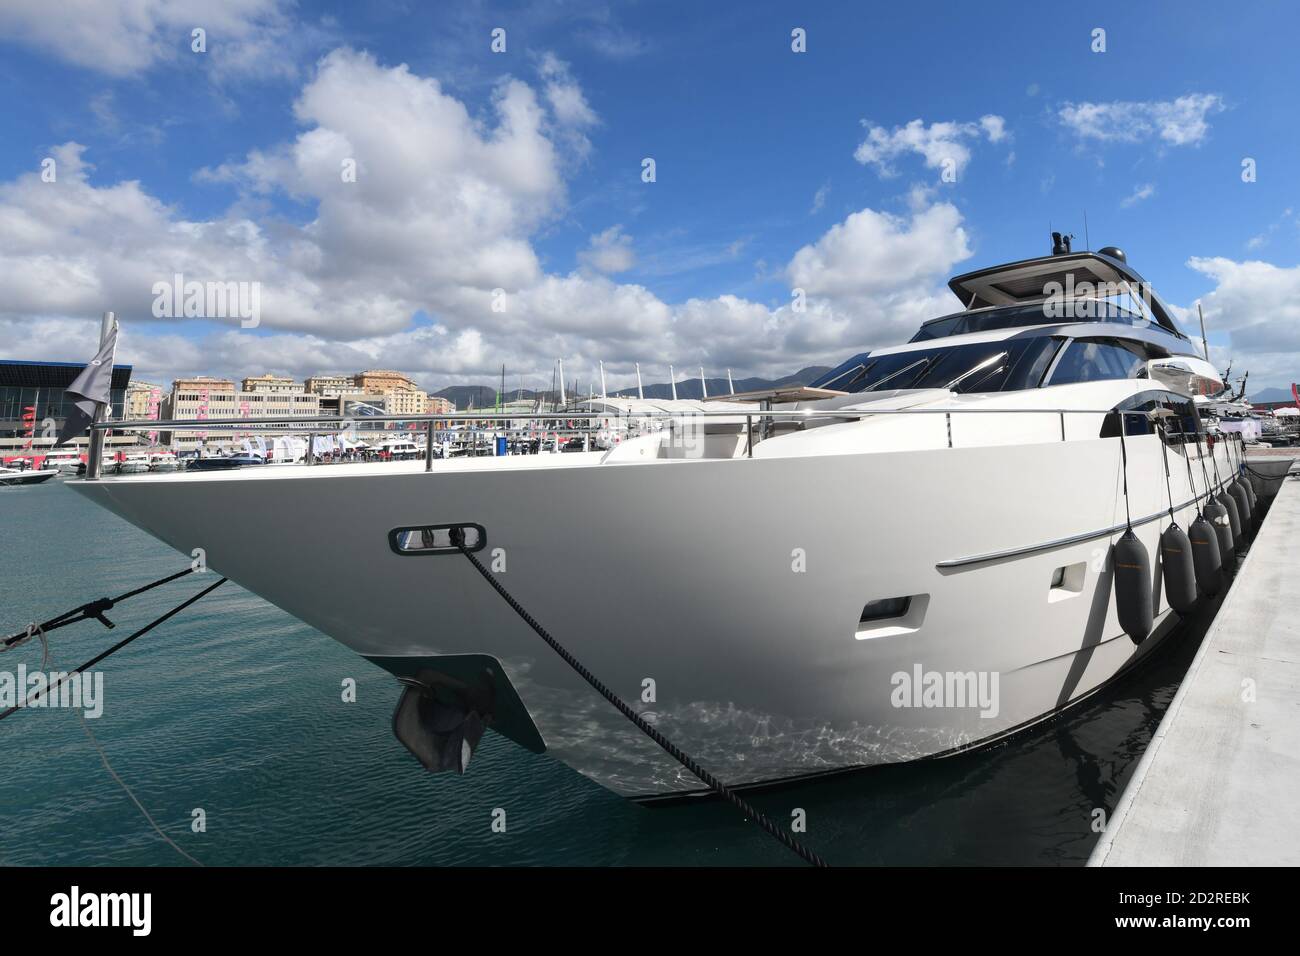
[113,452,152,474]
[376,439,423,461]
[149,451,180,472]
[0,465,58,486]
[187,452,265,471]
[39,448,83,475]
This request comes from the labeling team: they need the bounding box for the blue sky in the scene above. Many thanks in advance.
[1,0,1298,391]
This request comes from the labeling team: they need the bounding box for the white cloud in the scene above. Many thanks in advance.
[0,0,319,80]
[854,115,1008,179]
[809,183,830,215]
[0,48,984,387]
[1058,94,1224,147]
[538,52,597,128]
[1120,183,1156,208]
[579,225,635,274]
[1179,257,1300,388]
[786,201,972,348]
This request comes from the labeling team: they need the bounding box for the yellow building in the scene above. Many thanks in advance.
[304,374,353,397]
[241,373,301,394]
[165,376,320,448]
[354,369,416,393]
[126,380,164,419]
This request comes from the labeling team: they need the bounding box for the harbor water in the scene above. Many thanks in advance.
[0,480,1221,866]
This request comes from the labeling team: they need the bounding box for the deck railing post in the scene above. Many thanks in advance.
[306,432,316,466]
[746,415,753,458]
[425,420,435,471]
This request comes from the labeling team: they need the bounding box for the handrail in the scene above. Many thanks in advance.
[83,403,1229,480]
[92,406,1130,430]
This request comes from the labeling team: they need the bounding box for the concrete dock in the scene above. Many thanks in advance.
[1089,465,1300,866]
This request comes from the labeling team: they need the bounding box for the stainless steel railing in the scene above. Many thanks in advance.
[84,404,1218,478]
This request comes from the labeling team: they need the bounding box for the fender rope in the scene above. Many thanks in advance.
[456,543,828,867]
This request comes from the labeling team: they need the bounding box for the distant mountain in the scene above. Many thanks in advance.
[610,366,831,400]
[1249,386,1296,404]
[433,366,832,409]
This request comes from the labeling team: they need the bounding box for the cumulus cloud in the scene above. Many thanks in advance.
[579,225,635,274]
[1058,94,1224,147]
[786,200,972,348]
[1188,257,1300,356]
[0,0,321,80]
[0,48,983,388]
[854,115,1009,179]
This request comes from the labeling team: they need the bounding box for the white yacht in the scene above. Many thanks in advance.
[40,448,83,475]
[148,451,180,472]
[73,242,1247,799]
[113,451,152,474]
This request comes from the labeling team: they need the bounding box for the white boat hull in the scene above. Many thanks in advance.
[69,426,1227,797]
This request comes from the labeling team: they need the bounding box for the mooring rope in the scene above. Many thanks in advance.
[1,573,223,864]
[79,711,205,866]
[2,566,196,649]
[455,542,829,867]
[0,576,227,721]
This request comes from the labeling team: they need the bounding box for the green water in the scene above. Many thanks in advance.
[0,480,1210,866]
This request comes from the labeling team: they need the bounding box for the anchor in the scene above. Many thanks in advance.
[391,668,497,775]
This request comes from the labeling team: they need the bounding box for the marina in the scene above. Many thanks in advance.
[1090,462,1300,867]
[5,240,1296,871]
[3,5,1299,931]
[0,479,1250,865]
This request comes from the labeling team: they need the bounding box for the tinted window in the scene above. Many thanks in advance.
[909,302,1147,342]
[1048,339,1147,385]
[810,336,1062,395]
[1099,390,1202,440]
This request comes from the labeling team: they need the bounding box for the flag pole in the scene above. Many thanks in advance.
[86,311,116,479]
[1198,304,1210,362]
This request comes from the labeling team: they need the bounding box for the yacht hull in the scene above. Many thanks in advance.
[70,435,1207,797]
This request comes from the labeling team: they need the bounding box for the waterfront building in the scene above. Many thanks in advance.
[165,376,320,449]
[0,359,132,455]
[304,374,353,397]
[241,373,302,394]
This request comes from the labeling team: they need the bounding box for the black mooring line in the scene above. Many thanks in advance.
[0,577,227,721]
[456,545,829,867]
[2,566,197,648]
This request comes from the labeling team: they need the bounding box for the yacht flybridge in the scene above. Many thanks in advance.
[73,239,1255,799]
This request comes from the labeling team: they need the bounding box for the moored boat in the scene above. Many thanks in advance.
[71,238,1256,799]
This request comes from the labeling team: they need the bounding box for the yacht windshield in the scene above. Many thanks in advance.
[811,337,1062,395]
[910,301,1148,342]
